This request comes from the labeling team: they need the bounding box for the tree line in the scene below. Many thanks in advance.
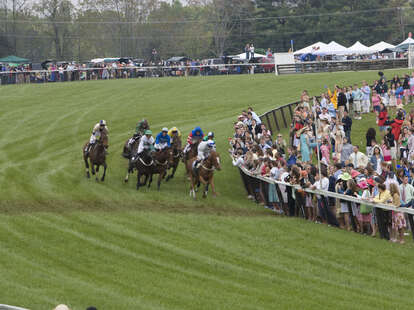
[1,0,413,62]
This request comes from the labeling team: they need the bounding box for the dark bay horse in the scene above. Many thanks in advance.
[131,147,174,190]
[166,135,182,182]
[188,150,221,199]
[183,139,200,179]
[83,131,108,181]
[123,136,140,183]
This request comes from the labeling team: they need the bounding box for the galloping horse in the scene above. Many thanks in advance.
[183,139,200,179]
[123,135,140,183]
[83,131,108,181]
[131,147,174,190]
[188,150,221,198]
[166,136,182,182]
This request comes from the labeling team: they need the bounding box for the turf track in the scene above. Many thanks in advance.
[1,70,414,309]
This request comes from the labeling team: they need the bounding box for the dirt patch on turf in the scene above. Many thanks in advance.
[0,198,273,218]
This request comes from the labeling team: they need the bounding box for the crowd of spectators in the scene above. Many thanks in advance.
[229,72,414,244]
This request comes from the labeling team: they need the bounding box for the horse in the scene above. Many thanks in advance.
[166,136,182,182]
[183,139,200,179]
[83,131,108,181]
[188,150,221,199]
[131,147,174,191]
[123,135,140,183]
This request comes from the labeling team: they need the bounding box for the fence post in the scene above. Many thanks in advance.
[280,106,288,128]
[265,113,273,133]
[271,110,280,131]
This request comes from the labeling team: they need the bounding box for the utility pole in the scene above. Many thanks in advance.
[399,7,405,40]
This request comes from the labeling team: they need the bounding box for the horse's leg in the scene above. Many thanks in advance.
[136,170,141,190]
[84,158,90,178]
[148,174,153,188]
[124,160,131,183]
[95,164,100,181]
[157,172,164,191]
[199,175,208,198]
[101,162,107,182]
[210,176,217,197]
[91,161,96,175]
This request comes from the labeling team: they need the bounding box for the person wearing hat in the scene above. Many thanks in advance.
[203,131,215,142]
[134,129,155,161]
[85,119,109,156]
[168,127,181,138]
[154,127,171,151]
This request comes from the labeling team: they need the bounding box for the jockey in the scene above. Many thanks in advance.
[134,129,155,161]
[86,120,108,155]
[154,127,171,151]
[168,127,181,138]
[135,119,150,136]
[183,126,204,154]
[194,140,216,170]
[202,131,215,142]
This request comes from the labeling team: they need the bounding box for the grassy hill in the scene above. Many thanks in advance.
[1,70,414,309]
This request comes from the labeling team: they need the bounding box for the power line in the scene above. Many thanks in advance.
[0,6,407,25]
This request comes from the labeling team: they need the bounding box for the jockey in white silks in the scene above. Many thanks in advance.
[193,140,216,169]
[86,120,108,154]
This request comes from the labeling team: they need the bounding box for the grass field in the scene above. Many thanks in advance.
[1,70,414,309]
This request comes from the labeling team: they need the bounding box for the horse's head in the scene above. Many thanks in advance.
[100,131,109,148]
[209,151,221,171]
[156,147,174,166]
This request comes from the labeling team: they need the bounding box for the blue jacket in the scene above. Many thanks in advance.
[155,132,171,146]
[191,126,204,139]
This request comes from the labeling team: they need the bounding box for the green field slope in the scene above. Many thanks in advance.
[1,71,414,309]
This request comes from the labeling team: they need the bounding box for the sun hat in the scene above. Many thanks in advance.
[54,305,70,310]
[145,129,152,135]
[351,170,361,178]
[339,172,352,181]
[357,180,368,189]
[367,178,375,187]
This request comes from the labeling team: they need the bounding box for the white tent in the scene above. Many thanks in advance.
[293,42,328,55]
[314,41,348,55]
[343,41,373,55]
[369,41,395,52]
[231,52,267,60]
[396,37,414,50]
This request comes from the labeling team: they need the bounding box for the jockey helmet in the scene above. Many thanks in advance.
[99,120,106,126]
[145,130,152,135]
[207,140,215,148]
[162,127,168,132]
[208,132,214,138]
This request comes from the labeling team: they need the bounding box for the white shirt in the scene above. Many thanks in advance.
[232,156,244,167]
[250,111,261,125]
[314,177,329,198]
[138,135,154,153]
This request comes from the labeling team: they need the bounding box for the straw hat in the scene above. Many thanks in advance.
[54,305,70,310]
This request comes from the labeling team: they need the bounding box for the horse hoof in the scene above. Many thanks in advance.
[203,193,207,198]
[124,179,128,183]
[101,177,105,182]
[95,178,99,182]
[86,172,90,179]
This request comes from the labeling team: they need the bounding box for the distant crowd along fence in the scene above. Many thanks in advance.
[0,58,410,85]
[0,63,274,85]
[235,161,414,242]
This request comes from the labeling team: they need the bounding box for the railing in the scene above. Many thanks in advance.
[276,58,408,75]
[0,304,30,310]
[235,162,414,242]
[0,62,275,86]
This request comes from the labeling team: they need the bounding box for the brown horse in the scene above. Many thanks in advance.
[83,131,108,181]
[183,140,200,179]
[131,147,174,190]
[166,135,182,182]
[188,150,221,199]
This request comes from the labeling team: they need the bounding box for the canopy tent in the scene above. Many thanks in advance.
[230,52,267,60]
[369,41,395,52]
[0,55,30,63]
[396,37,414,50]
[314,41,348,55]
[293,42,328,55]
[342,41,373,55]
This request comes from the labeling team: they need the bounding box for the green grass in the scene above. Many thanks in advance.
[1,71,414,309]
